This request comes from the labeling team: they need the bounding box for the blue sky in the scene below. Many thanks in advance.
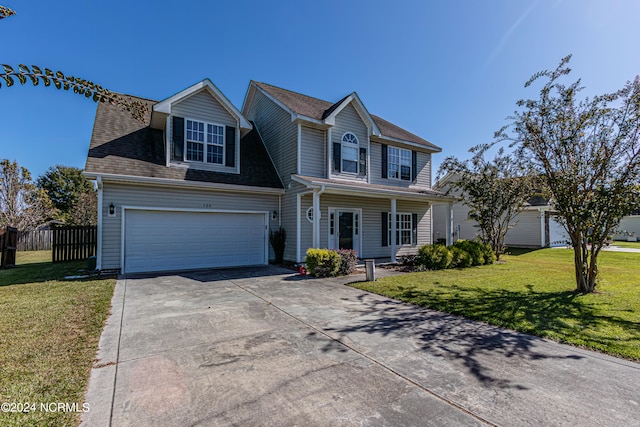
[1,0,639,181]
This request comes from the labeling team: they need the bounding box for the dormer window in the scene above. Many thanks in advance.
[341,132,359,173]
[185,119,225,164]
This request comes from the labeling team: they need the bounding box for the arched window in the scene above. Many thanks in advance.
[341,132,359,173]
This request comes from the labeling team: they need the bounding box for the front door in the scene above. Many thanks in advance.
[328,208,361,256]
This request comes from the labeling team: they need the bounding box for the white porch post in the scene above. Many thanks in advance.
[446,202,453,246]
[296,193,302,263]
[540,208,546,247]
[391,198,397,262]
[312,191,320,248]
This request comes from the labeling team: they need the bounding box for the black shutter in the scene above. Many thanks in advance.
[333,142,341,173]
[382,212,388,247]
[381,144,388,178]
[172,116,184,161]
[412,213,418,246]
[359,147,367,176]
[412,151,417,181]
[225,126,236,167]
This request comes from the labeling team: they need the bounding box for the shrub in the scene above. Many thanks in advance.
[269,227,286,264]
[304,248,341,277]
[451,240,495,266]
[417,244,452,270]
[336,249,358,276]
[449,246,473,268]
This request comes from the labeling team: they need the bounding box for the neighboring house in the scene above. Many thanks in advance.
[84,79,451,274]
[614,213,640,241]
[432,174,570,248]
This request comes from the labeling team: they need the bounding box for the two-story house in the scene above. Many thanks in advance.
[84,79,451,274]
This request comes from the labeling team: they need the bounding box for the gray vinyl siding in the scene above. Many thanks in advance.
[370,140,432,189]
[101,182,279,270]
[296,193,431,259]
[245,89,298,185]
[169,89,238,173]
[281,185,302,262]
[432,198,545,248]
[505,211,542,247]
[300,126,326,177]
[614,216,640,240]
[172,89,237,128]
[331,103,368,181]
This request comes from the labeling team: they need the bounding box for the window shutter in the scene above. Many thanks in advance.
[412,151,417,181]
[381,144,388,178]
[225,126,236,167]
[359,147,367,176]
[382,212,388,247]
[172,116,184,161]
[412,213,418,246]
[332,142,341,173]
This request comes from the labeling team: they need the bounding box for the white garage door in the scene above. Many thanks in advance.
[549,216,570,247]
[124,209,267,273]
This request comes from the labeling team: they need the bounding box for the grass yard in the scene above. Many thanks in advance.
[351,248,640,361]
[611,240,640,249]
[0,251,115,427]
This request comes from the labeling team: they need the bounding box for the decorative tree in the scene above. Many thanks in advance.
[499,55,640,293]
[0,159,55,230]
[438,144,535,260]
[37,166,96,225]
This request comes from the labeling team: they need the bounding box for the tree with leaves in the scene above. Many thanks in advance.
[438,144,535,260]
[0,6,147,121]
[499,55,640,293]
[0,159,55,230]
[37,165,96,225]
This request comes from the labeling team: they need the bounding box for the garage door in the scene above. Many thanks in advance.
[124,209,267,273]
[549,216,570,247]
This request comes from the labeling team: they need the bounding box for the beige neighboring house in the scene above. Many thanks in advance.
[84,79,454,274]
[432,174,570,248]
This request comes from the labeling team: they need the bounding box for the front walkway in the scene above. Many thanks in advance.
[83,267,640,426]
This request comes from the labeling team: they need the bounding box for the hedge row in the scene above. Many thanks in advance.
[305,248,358,277]
[408,240,495,270]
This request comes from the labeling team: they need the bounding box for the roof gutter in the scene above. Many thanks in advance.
[82,172,285,195]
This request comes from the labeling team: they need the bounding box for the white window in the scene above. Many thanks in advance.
[388,146,411,181]
[186,119,225,164]
[341,132,358,174]
[388,213,413,246]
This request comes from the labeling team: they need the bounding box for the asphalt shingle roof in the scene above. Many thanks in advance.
[85,96,283,189]
[253,81,441,151]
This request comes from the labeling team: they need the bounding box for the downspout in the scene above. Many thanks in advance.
[96,176,103,271]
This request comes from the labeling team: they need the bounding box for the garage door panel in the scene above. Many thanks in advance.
[124,210,266,273]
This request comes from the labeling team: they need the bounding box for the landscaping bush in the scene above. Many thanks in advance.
[336,249,358,276]
[269,227,286,264]
[449,246,473,268]
[305,248,341,277]
[417,244,452,270]
[451,240,495,266]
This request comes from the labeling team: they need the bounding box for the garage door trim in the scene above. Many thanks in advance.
[121,205,270,273]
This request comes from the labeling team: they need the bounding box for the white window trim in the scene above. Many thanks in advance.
[184,117,226,166]
[388,212,414,246]
[341,132,359,175]
[388,146,412,181]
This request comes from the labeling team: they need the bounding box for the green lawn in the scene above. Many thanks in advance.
[611,240,640,249]
[0,251,115,427]
[351,248,640,361]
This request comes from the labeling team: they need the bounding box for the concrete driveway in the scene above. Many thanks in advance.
[83,266,640,426]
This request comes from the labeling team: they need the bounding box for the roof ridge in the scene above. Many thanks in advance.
[254,81,335,106]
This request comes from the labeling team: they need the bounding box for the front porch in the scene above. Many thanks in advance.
[291,175,456,263]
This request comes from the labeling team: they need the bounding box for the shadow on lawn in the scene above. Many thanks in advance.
[0,260,88,286]
[315,287,639,390]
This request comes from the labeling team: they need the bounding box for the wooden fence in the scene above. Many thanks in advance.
[17,229,52,251]
[0,226,18,268]
[52,225,97,262]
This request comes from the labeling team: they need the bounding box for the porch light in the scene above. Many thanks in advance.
[109,203,115,216]
[272,210,278,220]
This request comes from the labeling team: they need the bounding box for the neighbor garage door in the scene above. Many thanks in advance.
[124,209,267,273]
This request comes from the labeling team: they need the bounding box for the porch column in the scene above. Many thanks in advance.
[391,198,397,262]
[446,202,453,246]
[296,193,302,263]
[312,191,320,248]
